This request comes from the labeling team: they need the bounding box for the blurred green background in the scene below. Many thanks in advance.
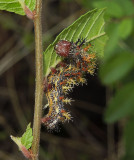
[0,0,134,160]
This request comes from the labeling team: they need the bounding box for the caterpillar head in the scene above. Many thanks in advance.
[55,40,71,57]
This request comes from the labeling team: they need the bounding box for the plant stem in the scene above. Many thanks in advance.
[32,0,43,159]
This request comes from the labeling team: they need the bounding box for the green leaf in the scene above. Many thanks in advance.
[43,8,107,76]
[90,34,108,59]
[104,82,134,123]
[92,0,134,18]
[116,0,134,16]
[0,0,35,15]
[92,0,124,18]
[100,52,134,85]
[123,118,134,158]
[21,123,33,149]
[10,135,22,149]
[118,19,133,39]
[122,155,134,160]
[104,23,120,61]
[11,123,33,156]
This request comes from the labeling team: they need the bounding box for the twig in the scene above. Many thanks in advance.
[32,0,43,159]
[0,10,82,76]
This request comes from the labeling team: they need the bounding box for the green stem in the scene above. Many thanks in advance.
[32,0,43,159]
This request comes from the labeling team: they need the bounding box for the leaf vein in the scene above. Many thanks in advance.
[86,10,104,38]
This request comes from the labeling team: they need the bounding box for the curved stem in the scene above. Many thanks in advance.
[32,0,43,159]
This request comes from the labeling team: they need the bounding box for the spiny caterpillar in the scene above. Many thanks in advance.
[42,39,96,130]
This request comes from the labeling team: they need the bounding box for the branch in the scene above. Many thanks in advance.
[32,0,43,159]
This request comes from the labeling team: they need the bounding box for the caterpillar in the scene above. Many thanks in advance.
[42,39,96,130]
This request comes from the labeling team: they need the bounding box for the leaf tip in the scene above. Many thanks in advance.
[10,135,22,149]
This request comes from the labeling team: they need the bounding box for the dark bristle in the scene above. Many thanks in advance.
[42,39,96,131]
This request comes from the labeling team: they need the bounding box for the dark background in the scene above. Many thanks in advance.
[0,0,134,160]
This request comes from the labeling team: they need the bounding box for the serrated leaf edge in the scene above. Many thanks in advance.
[43,8,106,76]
